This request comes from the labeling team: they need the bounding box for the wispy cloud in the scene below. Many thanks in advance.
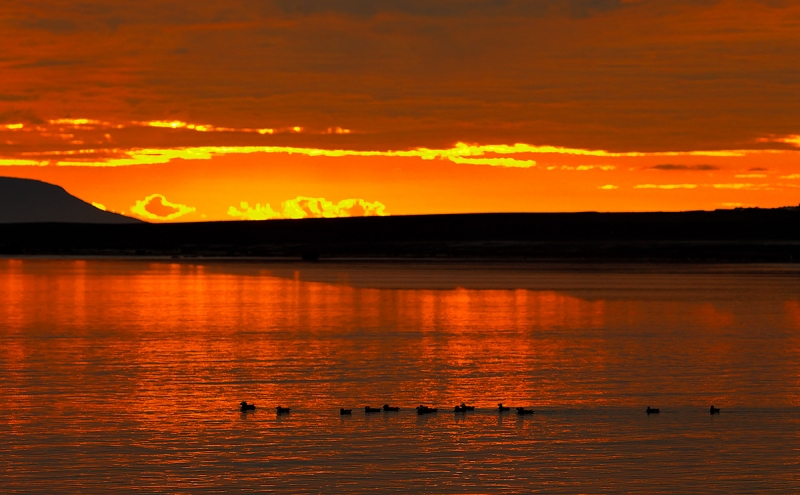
[712,183,762,190]
[269,0,627,19]
[447,157,536,168]
[1,119,766,168]
[772,135,800,147]
[634,184,698,190]
[650,164,720,171]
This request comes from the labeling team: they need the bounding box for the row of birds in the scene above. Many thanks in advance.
[240,402,531,414]
[647,405,722,414]
[241,402,723,415]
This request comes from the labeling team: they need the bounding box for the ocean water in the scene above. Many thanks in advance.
[1,259,799,493]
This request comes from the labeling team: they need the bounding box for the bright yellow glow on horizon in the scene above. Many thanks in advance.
[91,202,107,211]
[5,124,24,130]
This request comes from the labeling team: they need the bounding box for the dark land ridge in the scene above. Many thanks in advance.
[0,177,140,224]
[2,208,800,262]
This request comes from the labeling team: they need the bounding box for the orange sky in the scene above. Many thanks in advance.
[2,0,800,221]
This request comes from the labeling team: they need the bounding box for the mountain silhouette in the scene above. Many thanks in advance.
[0,177,141,224]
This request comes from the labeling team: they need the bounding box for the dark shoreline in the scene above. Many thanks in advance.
[2,210,799,263]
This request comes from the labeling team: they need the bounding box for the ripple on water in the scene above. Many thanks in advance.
[1,260,800,493]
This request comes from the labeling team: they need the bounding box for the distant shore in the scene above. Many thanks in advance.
[2,210,799,263]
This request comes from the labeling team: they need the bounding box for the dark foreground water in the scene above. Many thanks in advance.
[1,259,799,493]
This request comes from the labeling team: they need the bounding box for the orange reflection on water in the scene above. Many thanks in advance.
[3,260,800,492]
[1,259,798,413]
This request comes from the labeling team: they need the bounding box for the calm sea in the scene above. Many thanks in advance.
[1,259,799,493]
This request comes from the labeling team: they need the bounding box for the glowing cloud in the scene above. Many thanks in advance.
[45,118,341,135]
[777,135,800,147]
[49,119,101,126]
[0,159,45,166]
[130,194,196,221]
[634,184,698,190]
[712,183,758,190]
[447,157,536,168]
[559,165,616,171]
[27,137,760,168]
[326,127,351,134]
[228,197,388,220]
[227,202,282,220]
[147,121,187,129]
[91,202,106,211]
[599,185,619,190]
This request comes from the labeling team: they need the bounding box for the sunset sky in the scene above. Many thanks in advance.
[2,0,800,221]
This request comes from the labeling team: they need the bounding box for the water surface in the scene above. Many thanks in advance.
[1,259,799,493]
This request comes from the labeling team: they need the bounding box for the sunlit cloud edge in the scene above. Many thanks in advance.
[7,142,792,169]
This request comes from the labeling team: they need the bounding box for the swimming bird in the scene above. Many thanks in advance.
[416,405,438,415]
[498,403,510,412]
[454,403,475,413]
[340,408,352,415]
[383,404,399,412]
[710,405,721,414]
[276,406,291,414]
[240,401,256,412]
[646,406,660,414]
[516,407,534,415]
[365,406,382,413]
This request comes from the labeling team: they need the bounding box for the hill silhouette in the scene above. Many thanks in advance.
[0,177,140,224]
[0,177,798,261]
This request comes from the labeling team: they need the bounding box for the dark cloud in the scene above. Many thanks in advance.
[14,17,77,33]
[267,0,625,18]
[1,0,799,152]
[651,164,720,171]
[0,109,43,125]
[0,94,36,102]
[10,59,84,69]
[749,167,768,171]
